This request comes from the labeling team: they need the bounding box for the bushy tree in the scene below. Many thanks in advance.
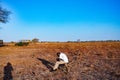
[32,38,39,42]
[0,4,11,23]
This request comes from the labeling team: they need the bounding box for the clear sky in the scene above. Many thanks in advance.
[0,0,120,42]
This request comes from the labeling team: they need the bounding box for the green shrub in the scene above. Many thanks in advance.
[15,42,29,46]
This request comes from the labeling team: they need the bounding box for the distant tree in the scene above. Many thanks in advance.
[77,39,80,42]
[32,38,39,42]
[0,3,11,23]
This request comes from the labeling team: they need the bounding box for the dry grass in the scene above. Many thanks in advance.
[0,42,120,80]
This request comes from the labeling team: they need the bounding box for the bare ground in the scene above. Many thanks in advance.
[0,42,120,80]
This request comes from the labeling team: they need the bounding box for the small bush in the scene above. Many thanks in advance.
[15,42,29,46]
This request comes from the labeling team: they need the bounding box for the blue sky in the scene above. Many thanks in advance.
[0,0,120,42]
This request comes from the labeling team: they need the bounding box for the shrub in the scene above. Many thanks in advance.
[15,42,29,46]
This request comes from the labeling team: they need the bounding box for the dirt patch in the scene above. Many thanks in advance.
[0,42,120,80]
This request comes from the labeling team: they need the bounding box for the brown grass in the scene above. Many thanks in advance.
[0,42,120,80]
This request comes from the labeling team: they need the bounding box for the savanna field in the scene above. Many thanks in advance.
[0,42,120,80]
